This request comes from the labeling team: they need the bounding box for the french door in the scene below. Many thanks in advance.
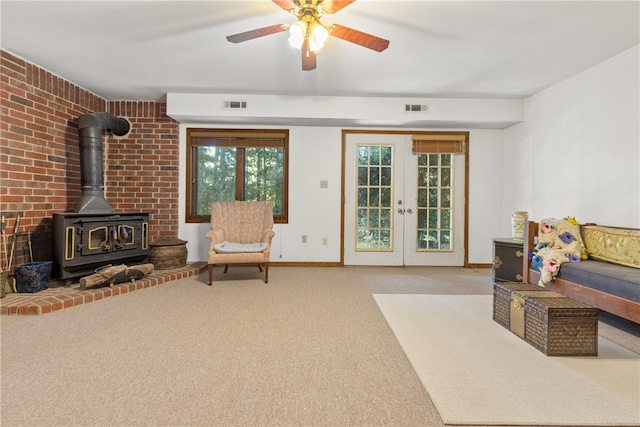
[343,132,466,266]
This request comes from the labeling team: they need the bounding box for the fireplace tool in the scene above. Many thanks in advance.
[7,214,20,270]
[1,216,5,271]
[27,230,33,262]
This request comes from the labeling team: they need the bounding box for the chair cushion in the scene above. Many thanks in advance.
[213,242,268,253]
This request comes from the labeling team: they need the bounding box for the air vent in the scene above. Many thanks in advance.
[405,104,429,113]
[223,101,247,110]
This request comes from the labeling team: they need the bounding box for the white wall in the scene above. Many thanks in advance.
[467,129,504,263]
[273,126,343,262]
[502,45,640,231]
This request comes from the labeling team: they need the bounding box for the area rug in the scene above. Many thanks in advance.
[373,294,640,426]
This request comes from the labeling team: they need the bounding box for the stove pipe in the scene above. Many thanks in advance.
[75,112,130,213]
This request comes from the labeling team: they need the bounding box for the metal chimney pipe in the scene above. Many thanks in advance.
[75,112,130,213]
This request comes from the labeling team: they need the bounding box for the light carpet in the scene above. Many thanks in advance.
[373,294,640,426]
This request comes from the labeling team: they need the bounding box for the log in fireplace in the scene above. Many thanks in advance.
[53,113,149,282]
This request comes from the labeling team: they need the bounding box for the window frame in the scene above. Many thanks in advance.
[186,128,289,224]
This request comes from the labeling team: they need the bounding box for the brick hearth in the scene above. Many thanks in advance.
[1,262,206,315]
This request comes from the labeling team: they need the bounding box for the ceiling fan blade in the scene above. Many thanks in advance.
[301,39,317,71]
[271,0,297,12]
[226,24,287,43]
[321,0,356,14]
[330,24,389,52]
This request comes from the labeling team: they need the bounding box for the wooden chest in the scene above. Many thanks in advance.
[493,282,599,356]
[492,238,525,282]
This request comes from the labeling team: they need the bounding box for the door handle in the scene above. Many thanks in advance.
[406,208,413,214]
[398,208,405,214]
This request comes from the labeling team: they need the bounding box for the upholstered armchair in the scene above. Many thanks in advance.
[206,201,275,284]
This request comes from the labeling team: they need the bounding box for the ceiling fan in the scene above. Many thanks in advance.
[226,0,390,71]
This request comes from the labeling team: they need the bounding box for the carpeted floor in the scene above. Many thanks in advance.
[374,294,640,426]
[1,266,639,426]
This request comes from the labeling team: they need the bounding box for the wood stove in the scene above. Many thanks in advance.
[52,112,150,283]
[53,212,149,281]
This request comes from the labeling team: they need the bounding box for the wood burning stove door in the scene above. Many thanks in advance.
[77,218,146,257]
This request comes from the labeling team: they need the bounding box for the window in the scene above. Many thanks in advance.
[186,129,289,223]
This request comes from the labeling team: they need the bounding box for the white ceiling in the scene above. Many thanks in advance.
[1,0,638,102]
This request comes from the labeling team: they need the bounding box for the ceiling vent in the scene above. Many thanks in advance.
[405,104,429,113]
[223,101,247,110]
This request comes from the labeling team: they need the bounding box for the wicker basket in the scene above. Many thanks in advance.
[492,282,599,356]
[493,282,543,329]
[523,296,598,356]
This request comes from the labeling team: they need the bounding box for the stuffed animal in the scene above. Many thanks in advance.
[529,217,585,287]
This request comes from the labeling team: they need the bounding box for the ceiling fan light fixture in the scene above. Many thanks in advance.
[309,23,329,52]
[288,20,307,48]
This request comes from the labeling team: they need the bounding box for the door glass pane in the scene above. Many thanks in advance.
[369,146,380,165]
[357,188,368,207]
[418,188,427,207]
[417,209,428,229]
[355,144,393,251]
[381,167,392,186]
[441,188,451,208]
[358,167,368,185]
[358,208,367,226]
[440,230,451,249]
[369,167,380,186]
[369,188,379,206]
[428,230,438,249]
[357,146,368,165]
[441,166,451,187]
[380,208,392,228]
[381,146,392,165]
[369,209,380,228]
[428,167,438,186]
[416,153,454,252]
[417,230,428,250]
[429,189,438,207]
[381,188,391,207]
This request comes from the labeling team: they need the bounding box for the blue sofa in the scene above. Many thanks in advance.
[523,221,640,323]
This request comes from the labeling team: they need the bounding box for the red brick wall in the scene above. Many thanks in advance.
[105,101,179,237]
[0,50,179,268]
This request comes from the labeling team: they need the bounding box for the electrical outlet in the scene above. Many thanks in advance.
[322,237,328,245]
[302,235,307,243]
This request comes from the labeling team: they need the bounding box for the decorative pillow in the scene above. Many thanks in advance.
[581,225,640,268]
[214,242,268,253]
